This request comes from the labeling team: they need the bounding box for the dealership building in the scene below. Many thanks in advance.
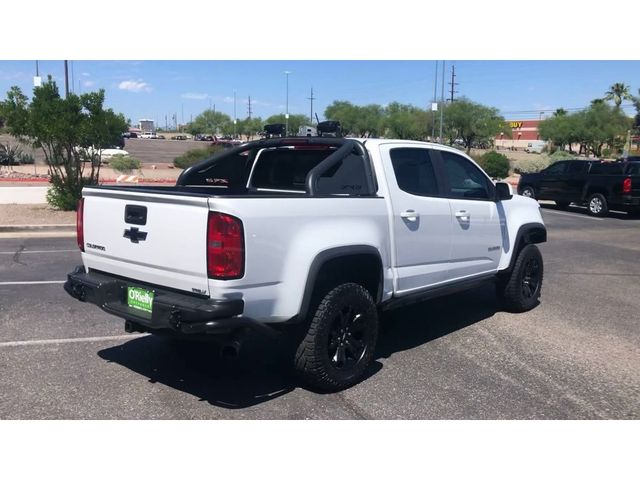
[495,120,542,149]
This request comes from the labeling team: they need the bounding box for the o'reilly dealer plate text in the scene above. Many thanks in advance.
[127,287,154,314]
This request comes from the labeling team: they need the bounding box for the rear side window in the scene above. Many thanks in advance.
[589,162,624,175]
[567,161,588,175]
[440,151,491,200]
[390,148,439,197]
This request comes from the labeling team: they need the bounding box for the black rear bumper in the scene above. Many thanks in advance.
[64,266,275,337]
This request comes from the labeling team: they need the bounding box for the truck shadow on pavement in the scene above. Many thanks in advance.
[97,285,499,410]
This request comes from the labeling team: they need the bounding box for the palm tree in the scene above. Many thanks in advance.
[604,82,633,108]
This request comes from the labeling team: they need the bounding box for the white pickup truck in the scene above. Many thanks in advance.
[65,136,546,390]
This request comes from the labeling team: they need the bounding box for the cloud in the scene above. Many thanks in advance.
[118,80,151,93]
[181,92,208,100]
[222,96,235,103]
[83,80,96,88]
[81,72,91,77]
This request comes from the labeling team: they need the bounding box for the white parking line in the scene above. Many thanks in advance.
[0,249,78,255]
[0,281,66,286]
[541,209,605,221]
[0,333,148,348]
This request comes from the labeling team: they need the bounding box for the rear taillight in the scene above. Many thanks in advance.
[207,212,244,279]
[76,198,84,252]
[623,177,632,194]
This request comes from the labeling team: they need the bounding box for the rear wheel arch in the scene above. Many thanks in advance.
[298,246,384,321]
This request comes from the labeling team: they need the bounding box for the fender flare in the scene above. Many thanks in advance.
[505,222,547,273]
[297,245,383,321]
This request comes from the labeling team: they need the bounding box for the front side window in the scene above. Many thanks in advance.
[390,148,439,197]
[545,162,567,175]
[440,151,491,200]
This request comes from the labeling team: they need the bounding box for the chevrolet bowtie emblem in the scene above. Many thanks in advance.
[123,227,148,243]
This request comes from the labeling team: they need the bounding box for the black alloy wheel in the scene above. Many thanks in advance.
[521,256,542,300]
[327,306,370,371]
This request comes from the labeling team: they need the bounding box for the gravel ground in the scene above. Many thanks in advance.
[0,204,76,225]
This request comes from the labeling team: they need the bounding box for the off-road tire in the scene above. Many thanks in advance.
[587,193,608,217]
[294,283,378,391]
[497,244,543,313]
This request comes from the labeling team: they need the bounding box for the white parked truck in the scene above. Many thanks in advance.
[65,137,546,390]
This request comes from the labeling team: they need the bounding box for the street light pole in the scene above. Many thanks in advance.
[233,90,237,138]
[284,71,291,136]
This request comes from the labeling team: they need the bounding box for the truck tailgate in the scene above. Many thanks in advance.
[81,188,211,296]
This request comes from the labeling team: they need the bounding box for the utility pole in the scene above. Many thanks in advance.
[439,61,445,141]
[449,64,458,103]
[431,61,438,140]
[233,90,237,138]
[71,61,75,93]
[247,95,253,120]
[64,60,69,97]
[307,87,315,124]
[284,71,291,135]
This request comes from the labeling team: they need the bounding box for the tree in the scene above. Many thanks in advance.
[443,98,507,152]
[265,113,308,136]
[355,104,385,138]
[538,113,580,153]
[237,117,263,139]
[324,101,361,136]
[0,78,127,210]
[553,108,568,117]
[384,102,429,140]
[604,82,633,108]
[576,102,631,156]
[187,109,232,136]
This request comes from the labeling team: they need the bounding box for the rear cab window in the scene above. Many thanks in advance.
[389,148,439,197]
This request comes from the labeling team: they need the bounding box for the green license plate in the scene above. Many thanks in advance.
[127,287,154,314]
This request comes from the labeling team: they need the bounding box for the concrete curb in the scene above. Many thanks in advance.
[0,224,75,233]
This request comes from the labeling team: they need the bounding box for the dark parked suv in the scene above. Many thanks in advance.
[518,160,640,216]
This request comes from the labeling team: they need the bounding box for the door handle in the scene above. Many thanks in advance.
[455,210,470,221]
[400,210,419,221]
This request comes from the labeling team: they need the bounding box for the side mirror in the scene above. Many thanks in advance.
[495,181,513,201]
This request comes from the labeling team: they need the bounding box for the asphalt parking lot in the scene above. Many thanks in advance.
[1,206,639,419]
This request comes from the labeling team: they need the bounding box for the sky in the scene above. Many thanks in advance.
[1,60,639,129]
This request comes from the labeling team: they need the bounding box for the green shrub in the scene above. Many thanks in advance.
[18,152,35,164]
[0,143,22,166]
[46,176,91,211]
[549,150,575,163]
[109,154,141,174]
[173,145,223,169]
[601,148,612,159]
[513,156,551,174]
[476,151,510,179]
